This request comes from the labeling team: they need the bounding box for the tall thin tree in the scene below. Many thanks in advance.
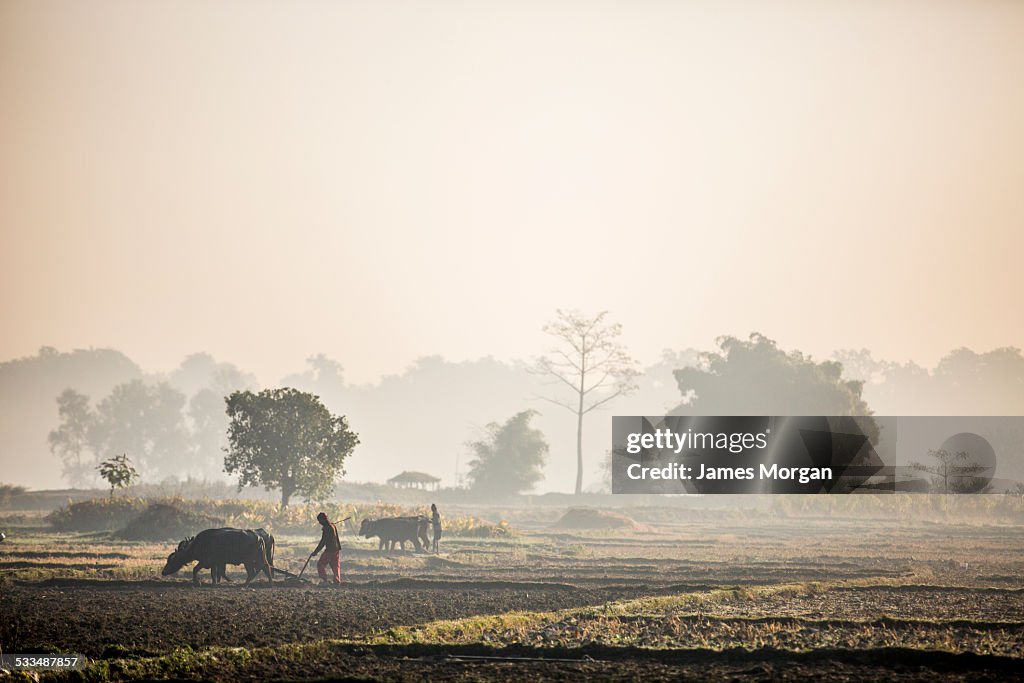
[535,310,638,494]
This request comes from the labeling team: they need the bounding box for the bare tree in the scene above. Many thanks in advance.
[910,449,990,494]
[535,310,638,494]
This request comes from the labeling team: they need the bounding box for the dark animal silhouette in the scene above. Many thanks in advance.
[162,528,273,586]
[359,516,429,552]
[213,528,275,583]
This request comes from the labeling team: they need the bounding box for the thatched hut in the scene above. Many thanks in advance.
[387,470,441,491]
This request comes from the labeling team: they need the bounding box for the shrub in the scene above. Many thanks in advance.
[47,497,147,531]
[118,503,223,541]
[46,496,517,538]
[0,483,27,508]
[553,507,644,531]
[444,516,516,538]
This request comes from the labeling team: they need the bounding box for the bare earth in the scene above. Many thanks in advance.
[1,514,1022,681]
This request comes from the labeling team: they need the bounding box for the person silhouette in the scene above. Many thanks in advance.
[430,503,442,553]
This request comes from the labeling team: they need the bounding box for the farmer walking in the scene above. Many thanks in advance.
[430,503,442,553]
[311,511,342,585]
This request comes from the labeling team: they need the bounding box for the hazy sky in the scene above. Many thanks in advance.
[2,0,1022,385]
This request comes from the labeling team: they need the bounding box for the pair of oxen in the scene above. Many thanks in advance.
[162,527,275,586]
[358,515,431,552]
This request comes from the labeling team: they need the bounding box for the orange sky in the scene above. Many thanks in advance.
[2,0,1023,384]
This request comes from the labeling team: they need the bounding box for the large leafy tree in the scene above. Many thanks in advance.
[224,388,359,506]
[675,333,872,413]
[535,310,639,494]
[467,410,548,497]
[673,333,878,443]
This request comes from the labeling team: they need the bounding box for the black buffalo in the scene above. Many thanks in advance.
[359,516,429,552]
[162,528,273,586]
[213,528,275,584]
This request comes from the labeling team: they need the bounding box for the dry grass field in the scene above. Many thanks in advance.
[1,503,1022,681]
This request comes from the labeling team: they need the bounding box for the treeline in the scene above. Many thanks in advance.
[12,351,254,486]
[4,333,1024,492]
[835,346,1024,416]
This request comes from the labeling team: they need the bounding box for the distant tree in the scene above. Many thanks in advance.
[674,333,878,440]
[169,352,256,398]
[466,410,548,496]
[279,354,347,400]
[535,310,639,494]
[0,483,28,507]
[303,354,345,385]
[930,347,1024,416]
[911,448,991,494]
[599,449,614,494]
[187,388,229,481]
[48,389,98,486]
[224,388,359,506]
[90,380,190,479]
[833,346,1024,417]
[0,346,140,490]
[97,453,138,498]
[163,352,257,481]
[831,348,896,385]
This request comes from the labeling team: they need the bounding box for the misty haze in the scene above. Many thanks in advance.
[5,335,1024,493]
[2,1,1023,682]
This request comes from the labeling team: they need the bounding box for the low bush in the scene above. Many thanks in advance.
[118,503,224,541]
[553,507,645,531]
[47,496,147,531]
[46,496,515,538]
[0,483,27,508]
[444,516,516,538]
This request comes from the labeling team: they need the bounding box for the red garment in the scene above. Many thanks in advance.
[317,548,341,583]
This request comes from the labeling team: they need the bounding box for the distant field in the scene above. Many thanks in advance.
[1,508,1022,681]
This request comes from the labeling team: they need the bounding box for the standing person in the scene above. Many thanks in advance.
[311,511,342,585]
[430,503,442,553]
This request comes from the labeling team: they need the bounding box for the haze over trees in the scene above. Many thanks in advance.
[224,388,360,506]
[674,333,874,417]
[41,351,255,486]
[48,389,94,486]
[92,380,191,479]
[170,352,257,399]
[47,380,190,483]
[2,347,141,486]
[535,310,639,494]
[466,410,548,497]
[6,337,1024,491]
[282,354,547,488]
[834,346,1024,416]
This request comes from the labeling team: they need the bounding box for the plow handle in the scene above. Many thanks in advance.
[296,553,313,580]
